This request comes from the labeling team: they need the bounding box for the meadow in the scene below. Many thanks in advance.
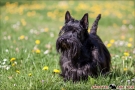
[0,1,135,90]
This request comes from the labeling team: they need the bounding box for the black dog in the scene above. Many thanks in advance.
[56,11,111,82]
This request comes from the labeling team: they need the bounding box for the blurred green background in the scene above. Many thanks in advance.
[0,1,134,89]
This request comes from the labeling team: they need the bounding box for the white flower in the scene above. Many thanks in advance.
[115,55,119,58]
[14,84,17,86]
[119,41,124,46]
[2,62,5,65]
[127,80,130,84]
[133,49,135,54]
[24,49,27,53]
[40,28,44,32]
[6,66,10,70]
[44,50,49,54]
[129,56,132,59]
[7,35,11,40]
[121,25,127,30]
[30,29,34,34]
[5,49,9,52]
[50,32,54,37]
[129,24,133,29]
[3,59,7,62]
[14,62,17,64]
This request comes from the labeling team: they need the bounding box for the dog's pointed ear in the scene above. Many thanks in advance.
[80,13,89,30]
[65,11,72,23]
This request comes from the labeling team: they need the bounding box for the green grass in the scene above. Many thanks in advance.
[0,1,135,90]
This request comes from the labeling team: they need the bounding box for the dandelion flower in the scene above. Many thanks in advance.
[28,73,32,76]
[123,68,128,71]
[122,20,128,24]
[36,49,40,54]
[10,58,16,62]
[107,43,112,47]
[53,69,60,74]
[127,43,132,47]
[110,39,115,44]
[16,70,20,74]
[59,26,62,30]
[35,40,40,44]
[42,66,48,70]
[19,35,25,40]
[5,16,9,21]
[12,63,15,66]
[44,28,49,32]
[124,52,129,56]
[121,35,125,40]
[61,87,65,90]
[129,38,133,42]
[21,19,26,26]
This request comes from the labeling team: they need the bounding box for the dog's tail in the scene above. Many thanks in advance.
[90,14,101,35]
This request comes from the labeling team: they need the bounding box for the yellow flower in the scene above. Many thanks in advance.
[42,66,48,70]
[88,28,91,33]
[121,35,125,40]
[53,69,60,74]
[123,68,128,71]
[36,49,40,54]
[127,43,132,47]
[35,40,40,44]
[113,23,117,28]
[59,26,62,30]
[21,19,26,26]
[12,63,15,66]
[5,16,9,21]
[107,43,112,47]
[19,35,25,40]
[12,62,17,66]
[110,39,115,44]
[16,70,20,74]
[27,11,36,17]
[61,87,65,90]
[129,38,133,42]
[122,20,128,24]
[10,58,16,62]
[44,28,49,32]
[28,73,32,76]
[124,52,129,56]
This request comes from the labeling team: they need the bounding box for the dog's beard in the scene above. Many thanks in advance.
[56,37,82,59]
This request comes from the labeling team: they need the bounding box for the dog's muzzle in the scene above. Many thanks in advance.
[59,38,71,49]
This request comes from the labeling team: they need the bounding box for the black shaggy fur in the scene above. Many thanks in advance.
[56,11,111,82]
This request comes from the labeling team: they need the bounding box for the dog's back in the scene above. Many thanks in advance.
[89,14,111,74]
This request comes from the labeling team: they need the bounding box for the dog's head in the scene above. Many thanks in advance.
[56,11,89,58]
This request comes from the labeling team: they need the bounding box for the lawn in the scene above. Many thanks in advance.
[0,1,135,90]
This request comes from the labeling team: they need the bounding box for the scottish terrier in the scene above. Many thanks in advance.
[56,11,111,82]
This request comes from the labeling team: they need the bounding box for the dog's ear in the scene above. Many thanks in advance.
[65,11,72,23]
[80,13,89,30]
